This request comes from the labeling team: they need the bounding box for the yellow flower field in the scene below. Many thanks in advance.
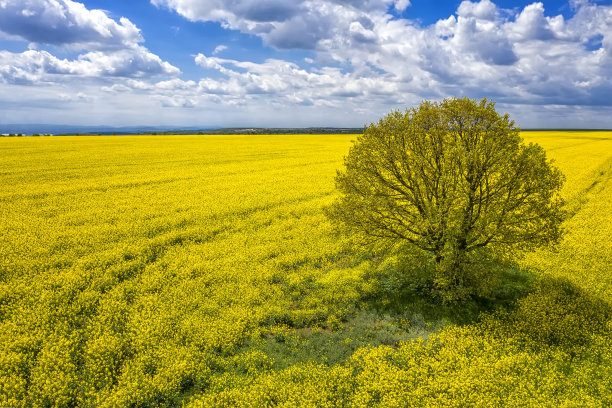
[0,132,611,407]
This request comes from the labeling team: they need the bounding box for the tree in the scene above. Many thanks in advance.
[327,97,565,300]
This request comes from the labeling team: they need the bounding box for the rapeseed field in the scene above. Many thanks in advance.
[0,132,611,407]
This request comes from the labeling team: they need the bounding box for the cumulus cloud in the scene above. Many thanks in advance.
[193,53,399,105]
[94,0,612,115]
[152,0,401,49]
[506,2,563,41]
[0,0,179,83]
[81,48,180,77]
[0,0,142,49]
[150,0,610,78]
[315,0,612,107]
[188,46,413,110]
[453,15,519,65]
[0,48,179,84]
[394,0,410,13]
[174,0,612,117]
[457,0,497,20]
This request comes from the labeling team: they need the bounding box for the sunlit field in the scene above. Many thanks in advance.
[1,132,611,407]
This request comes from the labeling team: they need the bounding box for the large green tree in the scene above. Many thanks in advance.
[327,97,565,300]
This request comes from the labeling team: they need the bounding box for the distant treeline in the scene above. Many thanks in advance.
[1,128,366,136]
[134,128,365,135]
[194,128,365,135]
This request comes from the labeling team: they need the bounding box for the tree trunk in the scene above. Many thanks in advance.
[434,243,469,301]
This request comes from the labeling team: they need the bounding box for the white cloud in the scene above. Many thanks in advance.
[317,0,612,107]
[152,0,399,49]
[58,91,93,102]
[0,0,142,50]
[0,48,179,83]
[156,78,196,90]
[0,1,180,83]
[506,2,562,41]
[349,20,377,43]
[212,44,227,55]
[155,95,197,108]
[457,0,498,20]
[394,0,410,13]
[194,53,399,105]
[80,48,180,77]
[163,0,612,125]
[101,83,132,93]
[0,64,39,85]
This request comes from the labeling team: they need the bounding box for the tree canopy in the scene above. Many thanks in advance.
[327,97,565,300]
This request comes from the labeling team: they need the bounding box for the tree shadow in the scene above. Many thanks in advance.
[357,255,536,327]
[249,255,540,369]
[251,251,610,371]
[352,254,612,357]
[479,275,612,352]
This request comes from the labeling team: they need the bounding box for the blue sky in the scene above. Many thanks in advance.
[1,0,611,128]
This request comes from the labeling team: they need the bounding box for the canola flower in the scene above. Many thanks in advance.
[0,132,611,407]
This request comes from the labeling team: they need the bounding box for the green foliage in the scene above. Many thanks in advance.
[327,97,566,300]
